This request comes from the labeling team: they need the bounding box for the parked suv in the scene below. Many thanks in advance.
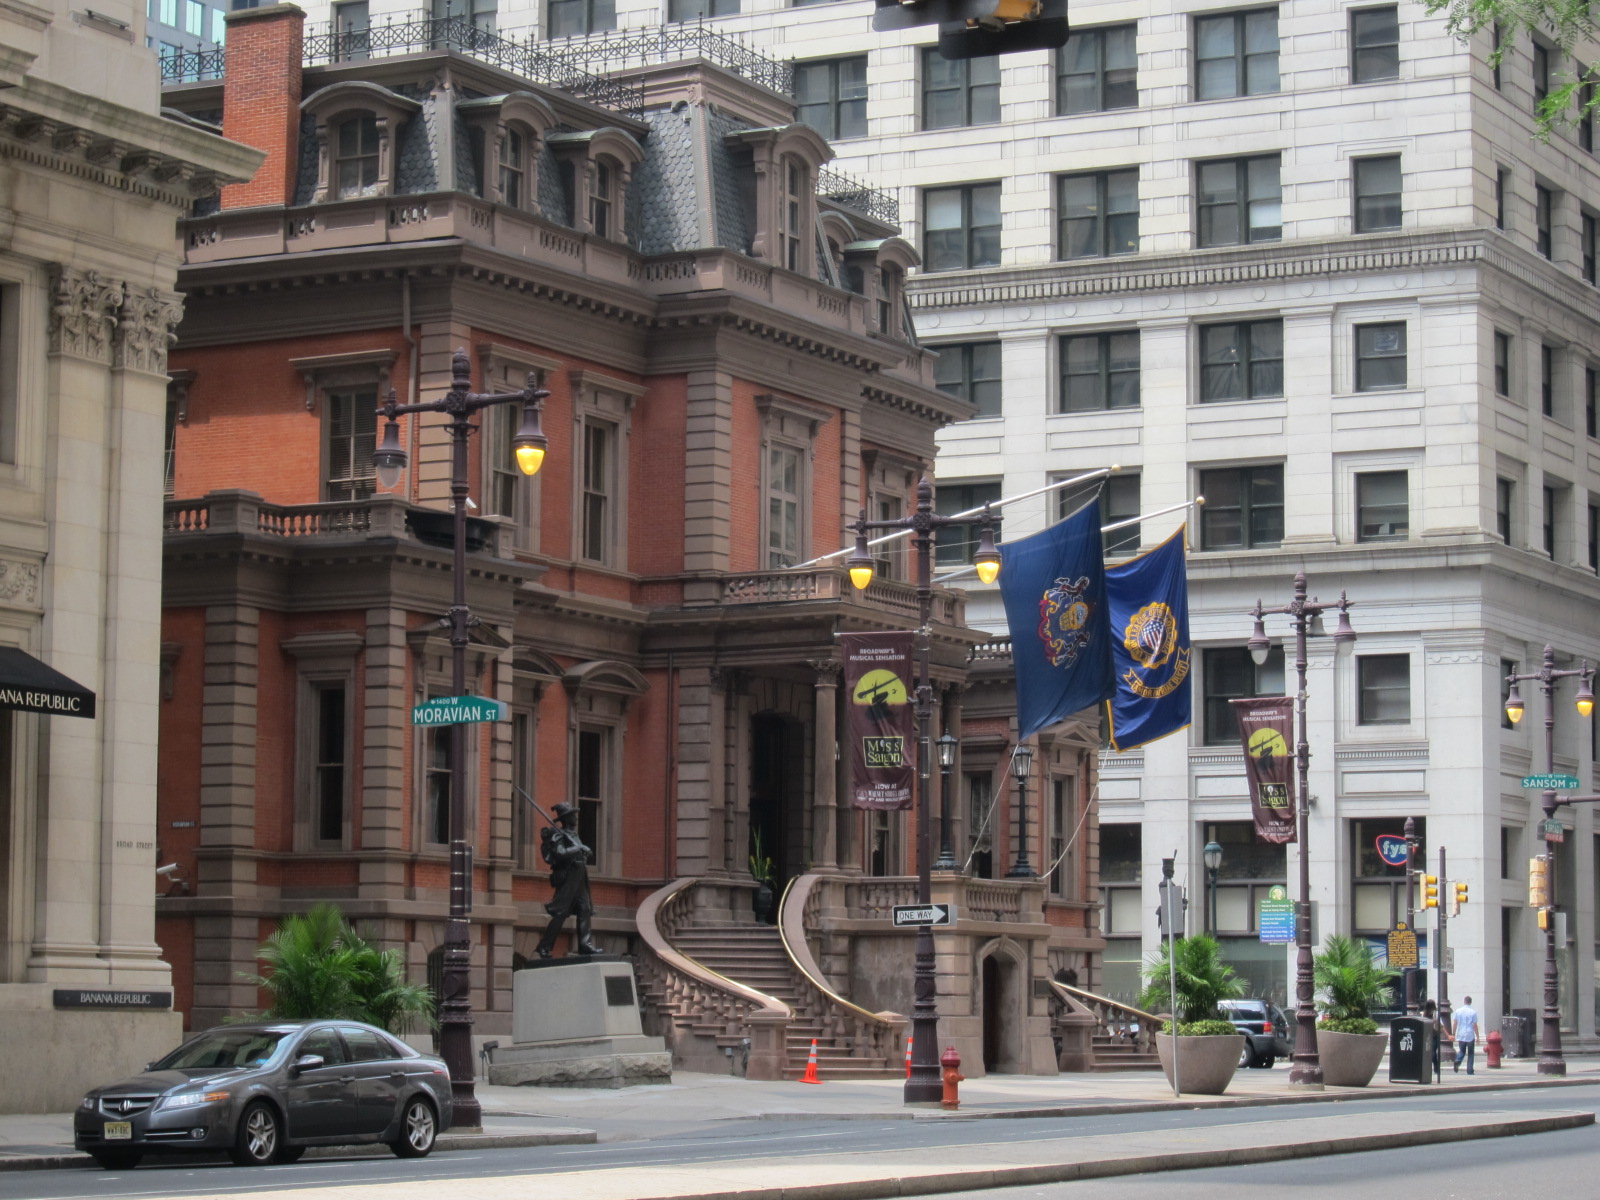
[1218,999,1292,1068]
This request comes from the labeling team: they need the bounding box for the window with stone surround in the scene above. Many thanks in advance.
[1583,212,1597,283]
[1536,184,1555,257]
[1580,83,1595,151]
[1587,367,1598,437]
[1197,155,1281,247]
[1353,155,1402,232]
[332,1,367,58]
[1057,169,1138,259]
[1351,6,1399,82]
[934,341,1002,419]
[324,389,378,502]
[1494,331,1512,396]
[922,50,1000,130]
[923,182,1001,272]
[1199,464,1284,549]
[727,125,829,278]
[1542,343,1556,416]
[1496,167,1508,229]
[548,0,613,36]
[1356,470,1408,541]
[335,116,380,198]
[1358,654,1411,724]
[796,57,868,141]
[1199,319,1283,402]
[570,371,640,570]
[1354,323,1406,391]
[479,344,555,552]
[1099,472,1141,555]
[1202,646,1284,744]
[286,631,362,851]
[1497,475,1515,543]
[563,661,646,877]
[1533,41,1552,110]
[756,393,829,568]
[935,480,1001,567]
[433,0,495,31]
[1057,24,1136,114]
[668,0,735,18]
[304,85,419,203]
[1195,8,1279,101]
[1060,330,1139,412]
[462,94,556,215]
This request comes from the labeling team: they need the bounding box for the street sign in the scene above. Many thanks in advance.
[1522,774,1580,789]
[891,903,955,928]
[1542,818,1566,843]
[1387,923,1419,968]
[410,695,508,726]
[1443,948,1455,973]
[1259,895,1295,944]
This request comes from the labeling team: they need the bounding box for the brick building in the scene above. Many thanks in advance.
[154,6,1103,1076]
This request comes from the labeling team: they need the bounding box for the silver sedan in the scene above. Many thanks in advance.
[73,1020,452,1170]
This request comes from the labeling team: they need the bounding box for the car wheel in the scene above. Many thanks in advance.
[89,1150,143,1170]
[230,1101,282,1167]
[277,1145,306,1164]
[391,1096,437,1158]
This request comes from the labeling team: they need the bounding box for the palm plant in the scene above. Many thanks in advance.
[341,923,438,1034]
[1137,935,1247,1031]
[1313,933,1397,1023]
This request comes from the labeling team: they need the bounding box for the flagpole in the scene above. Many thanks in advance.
[789,467,1118,569]
[936,497,1204,585]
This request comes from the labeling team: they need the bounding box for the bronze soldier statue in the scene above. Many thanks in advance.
[535,802,600,958]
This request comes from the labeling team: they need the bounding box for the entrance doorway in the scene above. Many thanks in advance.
[749,713,806,885]
[979,947,1023,1074]
[982,955,1002,1071]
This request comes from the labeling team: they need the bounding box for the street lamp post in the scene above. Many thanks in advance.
[372,349,549,1130]
[935,732,959,872]
[1504,645,1595,1077]
[1203,840,1223,937]
[1403,814,1418,1015]
[846,477,1000,1106]
[1246,572,1356,1089]
[1006,742,1036,879]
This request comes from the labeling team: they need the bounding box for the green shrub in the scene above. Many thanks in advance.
[1138,935,1246,1028]
[1163,1018,1239,1037]
[1320,1016,1380,1035]
[1312,934,1397,1021]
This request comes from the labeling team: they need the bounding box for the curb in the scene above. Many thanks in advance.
[649,1111,1596,1200]
[0,1125,595,1173]
[753,1072,1600,1122]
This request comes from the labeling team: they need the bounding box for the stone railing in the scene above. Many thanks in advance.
[164,492,415,541]
[635,878,793,1080]
[964,881,1026,923]
[778,875,907,1066]
[1050,980,1163,1057]
[840,875,1040,925]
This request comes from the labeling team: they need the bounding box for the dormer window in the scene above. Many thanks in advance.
[781,158,807,272]
[727,125,833,280]
[336,115,381,198]
[461,93,557,213]
[548,128,645,243]
[499,129,526,208]
[841,237,919,341]
[591,160,614,238]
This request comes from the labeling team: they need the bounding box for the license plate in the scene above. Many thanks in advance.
[103,1122,132,1141]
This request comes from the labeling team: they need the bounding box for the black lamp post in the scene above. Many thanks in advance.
[372,348,548,1130]
[1006,741,1035,879]
[935,731,959,872]
[846,477,1000,1106]
[1504,645,1595,1076]
[1246,572,1356,1088]
[1203,839,1223,937]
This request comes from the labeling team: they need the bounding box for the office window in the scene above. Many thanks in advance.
[1536,185,1553,257]
[1495,168,1507,230]
[580,418,616,564]
[922,51,1000,130]
[185,0,203,34]
[795,57,867,141]
[934,341,1002,419]
[324,389,377,501]
[767,443,802,567]
[1584,214,1597,284]
[935,480,1001,567]
[1543,484,1557,557]
[1496,477,1514,543]
[163,397,178,498]
[669,0,735,17]
[1197,156,1281,247]
[1199,464,1284,550]
[1491,23,1502,89]
[1057,169,1138,259]
[1353,156,1401,232]
[212,6,226,40]
[1195,8,1279,100]
[1351,6,1399,82]
[1199,319,1283,402]
[335,115,380,199]
[1494,332,1511,396]
[1203,645,1285,744]
[1358,655,1410,724]
[1581,83,1595,152]
[333,1,368,57]
[1060,330,1139,412]
[1057,24,1136,114]
[575,726,610,870]
[548,0,614,36]
[1587,368,1597,438]
[1356,471,1408,542]
[1533,42,1551,109]
[924,183,1001,272]
[1589,503,1599,571]
[159,0,176,25]
[433,0,495,30]
[1101,472,1141,555]
[1541,344,1555,417]
[1501,658,1517,728]
[1355,323,1406,391]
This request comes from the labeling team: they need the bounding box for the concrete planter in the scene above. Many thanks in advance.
[1155,1033,1243,1095]
[1317,1028,1387,1087]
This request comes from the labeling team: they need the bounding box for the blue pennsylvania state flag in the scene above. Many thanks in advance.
[998,499,1114,741]
[1105,525,1192,751]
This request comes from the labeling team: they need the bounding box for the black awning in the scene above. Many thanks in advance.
[0,647,96,718]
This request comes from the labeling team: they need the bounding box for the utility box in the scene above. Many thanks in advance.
[1499,1015,1528,1058]
[1388,1016,1432,1084]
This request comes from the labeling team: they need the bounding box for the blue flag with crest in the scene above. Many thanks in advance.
[998,499,1114,741]
[1105,525,1192,751]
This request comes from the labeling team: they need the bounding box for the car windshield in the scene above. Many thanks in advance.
[153,1030,289,1071]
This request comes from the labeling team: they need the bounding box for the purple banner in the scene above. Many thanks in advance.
[1232,696,1296,844]
[841,632,916,811]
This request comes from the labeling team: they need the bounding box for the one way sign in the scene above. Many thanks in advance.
[892,904,956,928]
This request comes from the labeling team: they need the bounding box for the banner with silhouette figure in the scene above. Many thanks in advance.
[1232,696,1297,844]
[841,632,916,811]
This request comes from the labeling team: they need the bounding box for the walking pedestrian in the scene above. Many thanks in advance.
[1451,995,1479,1075]
[1422,999,1442,1080]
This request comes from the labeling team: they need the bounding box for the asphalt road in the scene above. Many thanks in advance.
[8,1083,1597,1200]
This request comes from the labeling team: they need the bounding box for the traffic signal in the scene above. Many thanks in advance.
[872,0,1069,58]
[1452,881,1469,915]
[1538,907,1552,931]
[1529,856,1550,908]
[1422,874,1439,909]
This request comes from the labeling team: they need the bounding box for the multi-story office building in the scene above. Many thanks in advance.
[266,0,1600,1042]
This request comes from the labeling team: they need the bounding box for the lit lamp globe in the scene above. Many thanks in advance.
[1505,681,1524,726]
[513,402,548,476]
[973,522,1001,586]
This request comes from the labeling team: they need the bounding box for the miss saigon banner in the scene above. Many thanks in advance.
[1105,526,1191,750]
[1232,696,1297,844]
[840,632,916,811]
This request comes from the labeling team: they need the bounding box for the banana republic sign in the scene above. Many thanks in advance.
[0,647,97,719]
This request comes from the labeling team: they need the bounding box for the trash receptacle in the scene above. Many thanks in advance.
[1499,1015,1527,1058]
[1389,1016,1432,1083]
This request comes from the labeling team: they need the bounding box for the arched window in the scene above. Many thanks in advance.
[780,156,807,273]
[460,93,557,213]
[548,128,645,243]
[498,128,526,208]
[591,157,616,238]
[335,114,380,198]
[726,125,833,280]
[302,82,419,203]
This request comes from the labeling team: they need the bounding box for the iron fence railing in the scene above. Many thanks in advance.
[817,165,898,226]
[159,46,226,84]
[543,21,792,96]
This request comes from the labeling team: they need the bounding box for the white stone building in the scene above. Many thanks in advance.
[0,0,256,1109]
[283,0,1600,1045]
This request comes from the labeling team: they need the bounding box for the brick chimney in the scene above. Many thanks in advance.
[219,2,305,210]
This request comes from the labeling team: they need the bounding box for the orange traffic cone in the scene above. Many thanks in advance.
[799,1038,822,1084]
[905,1035,913,1078]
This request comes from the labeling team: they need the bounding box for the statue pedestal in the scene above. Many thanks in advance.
[487,959,671,1089]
